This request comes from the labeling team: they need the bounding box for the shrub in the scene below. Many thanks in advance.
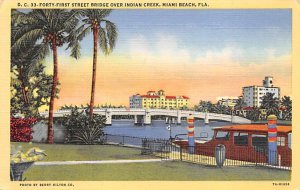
[61,107,106,144]
[10,117,37,142]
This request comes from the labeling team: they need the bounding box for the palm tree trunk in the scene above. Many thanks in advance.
[89,27,98,118]
[18,68,29,105]
[48,42,58,144]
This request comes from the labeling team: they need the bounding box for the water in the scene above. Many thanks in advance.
[104,120,234,140]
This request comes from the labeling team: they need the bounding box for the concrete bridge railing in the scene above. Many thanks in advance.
[39,108,251,125]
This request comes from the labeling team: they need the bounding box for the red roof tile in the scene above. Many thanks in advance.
[182,96,189,99]
[166,96,176,99]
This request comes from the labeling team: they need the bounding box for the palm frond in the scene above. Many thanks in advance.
[30,10,48,26]
[104,20,118,52]
[12,22,42,42]
[98,27,109,55]
[11,28,43,50]
[67,23,89,44]
[97,9,112,19]
[56,10,80,34]
[77,25,91,41]
[11,9,35,25]
[70,41,81,59]
[65,9,85,23]
[31,43,50,63]
[63,18,80,34]
[66,24,91,59]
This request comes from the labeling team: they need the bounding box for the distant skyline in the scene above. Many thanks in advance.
[41,9,291,110]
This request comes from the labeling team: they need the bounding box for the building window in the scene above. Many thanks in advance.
[277,137,285,146]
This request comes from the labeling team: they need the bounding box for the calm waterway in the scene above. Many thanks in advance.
[104,120,234,140]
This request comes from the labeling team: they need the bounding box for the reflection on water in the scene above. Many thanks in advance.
[104,120,234,139]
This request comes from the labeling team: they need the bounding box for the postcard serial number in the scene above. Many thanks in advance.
[273,182,290,186]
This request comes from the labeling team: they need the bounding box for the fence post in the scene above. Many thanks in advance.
[187,114,195,154]
[141,138,146,155]
[122,136,125,145]
[215,144,226,167]
[267,115,277,165]
[180,146,183,161]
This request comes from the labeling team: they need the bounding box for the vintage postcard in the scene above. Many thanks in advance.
[0,0,300,189]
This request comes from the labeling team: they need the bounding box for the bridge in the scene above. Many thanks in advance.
[40,108,251,125]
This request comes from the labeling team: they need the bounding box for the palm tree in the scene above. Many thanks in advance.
[234,97,246,116]
[67,10,118,118]
[211,104,231,115]
[196,100,213,112]
[12,9,80,143]
[280,96,292,120]
[11,21,47,107]
[11,44,36,106]
[246,106,260,121]
[260,92,280,117]
[11,29,57,117]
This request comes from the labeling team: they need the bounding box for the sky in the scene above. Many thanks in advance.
[42,9,291,110]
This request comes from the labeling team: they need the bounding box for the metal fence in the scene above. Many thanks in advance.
[141,140,291,170]
[102,134,168,148]
[101,134,291,170]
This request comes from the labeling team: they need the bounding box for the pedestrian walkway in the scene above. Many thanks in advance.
[34,159,165,166]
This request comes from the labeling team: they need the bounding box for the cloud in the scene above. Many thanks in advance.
[127,33,191,64]
[128,34,152,61]
[41,33,291,110]
[195,47,242,65]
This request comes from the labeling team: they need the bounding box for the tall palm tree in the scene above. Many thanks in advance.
[67,10,118,118]
[11,9,80,143]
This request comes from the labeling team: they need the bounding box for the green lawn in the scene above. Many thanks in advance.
[11,142,291,181]
[25,161,291,181]
[11,142,155,161]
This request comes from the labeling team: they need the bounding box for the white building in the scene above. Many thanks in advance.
[243,76,280,107]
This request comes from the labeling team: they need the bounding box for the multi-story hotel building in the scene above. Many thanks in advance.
[242,76,280,107]
[129,90,189,109]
